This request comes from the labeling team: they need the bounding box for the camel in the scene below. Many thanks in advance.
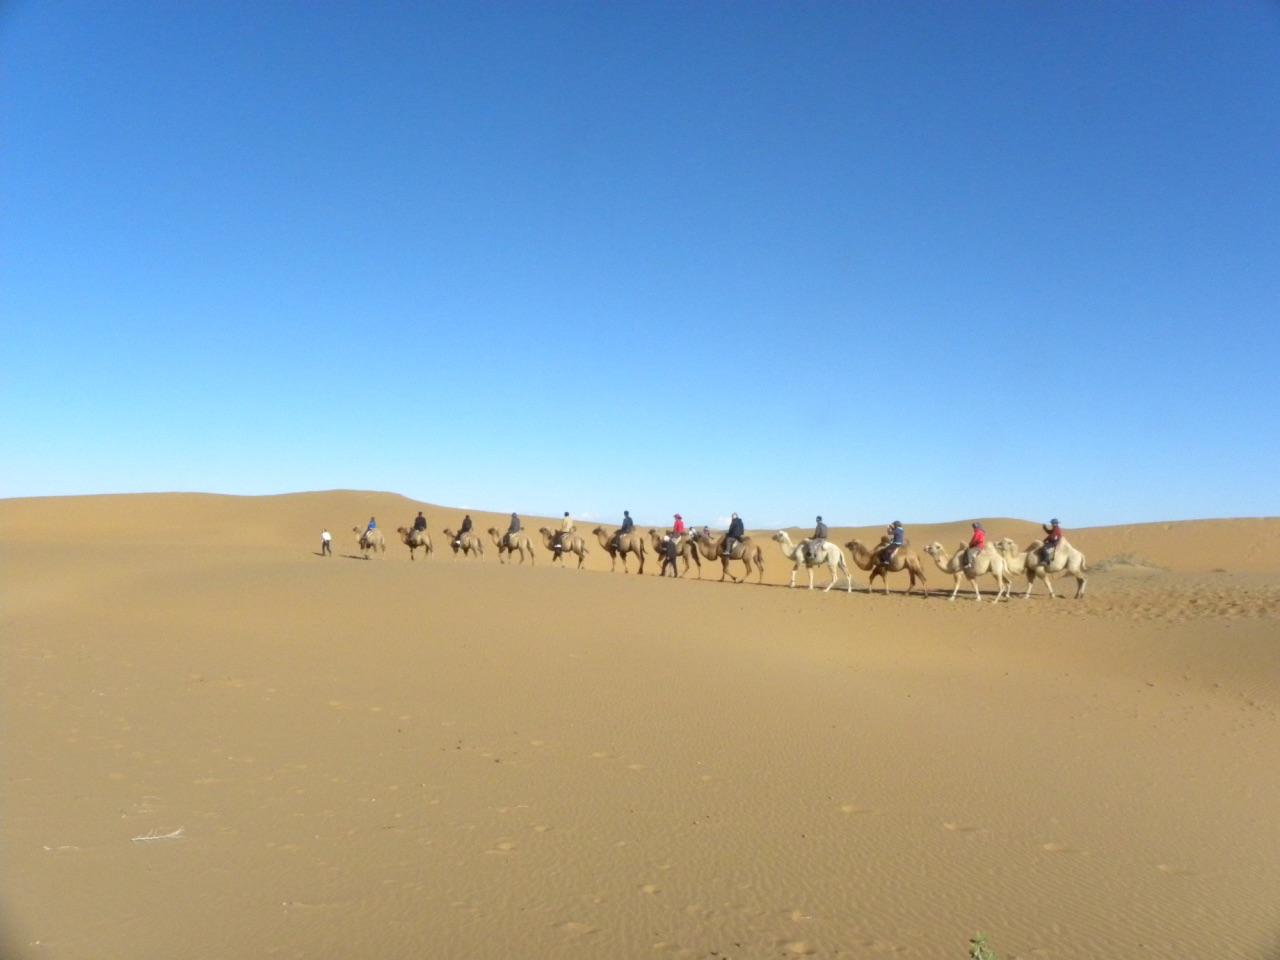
[352,526,386,559]
[690,529,765,584]
[647,529,702,578]
[538,527,590,569]
[771,531,853,593]
[994,537,1089,599]
[487,527,536,565]
[396,527,433,561]
[922,541,1010,602]
[591,526,647,574]
[441,527,485,561]
[845,538,929,596]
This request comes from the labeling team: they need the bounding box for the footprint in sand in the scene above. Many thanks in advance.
[840,804,874,815]
[639,884,661,894]
[558,921,597,939]
[1042,842,1080,854]
[943,822,984,833]
[487,840,518,854]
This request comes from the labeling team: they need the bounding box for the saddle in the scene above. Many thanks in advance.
[804,539,824,563]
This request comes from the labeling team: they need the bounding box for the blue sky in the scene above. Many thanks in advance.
[4,1,1278,528]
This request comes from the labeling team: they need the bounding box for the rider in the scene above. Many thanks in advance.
[1040,518,1063,564]
[881,521,905,565]
[413,511,427,533]
[554,511,574,554]
[505,512,521,547]
[613,510,634,551]
[454,513,473,548]
[808,515,828,562]
[964,522,986,571]
[672,513,685,537]
[723,513,745,558]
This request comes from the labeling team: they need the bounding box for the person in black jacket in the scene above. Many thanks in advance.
[454,514,473,548]
[413,511,427,533]
[723,513,745,558]
[613,510,634,552]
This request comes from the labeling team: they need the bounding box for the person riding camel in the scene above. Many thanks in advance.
[672,513,685,537]
[612,510,634,552]
[413,511,427,533]
[553,511,574,555]
[808,516,828,562]
[454,514,473,548]
[964,522,986,571]
[505,512,521,548]
[1041,518,1063,564]
[881,521,905,565]
[723,513,745,559]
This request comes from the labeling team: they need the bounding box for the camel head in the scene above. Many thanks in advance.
[771,531,792,544]
[923,542,945,559]
[994,537,1019,556]
[538,527,551,535]
[442,528,456,538]
[487,528,499,536]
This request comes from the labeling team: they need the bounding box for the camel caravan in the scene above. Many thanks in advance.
[339,511,1086,602]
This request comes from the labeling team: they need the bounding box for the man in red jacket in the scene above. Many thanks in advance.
[1040,518,1063,564]
[964,522,986,571]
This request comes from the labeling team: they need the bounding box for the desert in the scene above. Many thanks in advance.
[3,491,1278,960]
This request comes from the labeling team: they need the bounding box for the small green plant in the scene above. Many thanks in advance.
[968,932,995,960]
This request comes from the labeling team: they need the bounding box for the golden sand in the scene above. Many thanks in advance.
[3,492,1278,959]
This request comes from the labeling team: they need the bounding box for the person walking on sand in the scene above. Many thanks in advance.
[321,529,332,556]
[659,532,680,576]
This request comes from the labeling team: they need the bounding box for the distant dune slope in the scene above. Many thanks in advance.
[2,492,1278,574]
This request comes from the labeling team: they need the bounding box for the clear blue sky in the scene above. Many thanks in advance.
[4,1,1277,528]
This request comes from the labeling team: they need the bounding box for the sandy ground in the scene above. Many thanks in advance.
[3,492,1279,960]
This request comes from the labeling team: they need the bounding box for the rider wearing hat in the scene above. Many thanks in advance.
[964,522,986,570]
[1041,518,1063,564]
[808,516,828,561]
[881,521,905,564]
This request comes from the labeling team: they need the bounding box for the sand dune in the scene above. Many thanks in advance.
[3,493,1279,959]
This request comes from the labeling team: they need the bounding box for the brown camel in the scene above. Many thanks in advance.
[352,526,386,559]
[690,529,765,584]
[441,527,484,561]
[538,527,589,569]
[396,527,433,561]
[845,538,928,596]
[647,529,702,578]
[591,526,647,574]
[487,527,536,565]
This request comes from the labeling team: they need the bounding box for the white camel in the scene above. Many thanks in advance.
[994,537,1088,599]
[922,541,1010,602]
[352,526,386,559]
[771,531,854,593]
